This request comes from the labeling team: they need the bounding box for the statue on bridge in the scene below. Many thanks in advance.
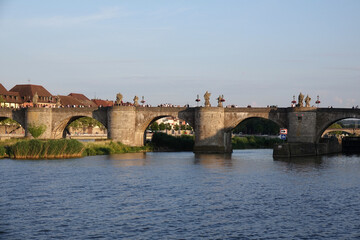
[305,95,311,107]
[33,92,38,107]
[297,92,304,107]
[133,96,139,106]
[217,95,224,107]
[116,93,123,106]
[204,91,211,107]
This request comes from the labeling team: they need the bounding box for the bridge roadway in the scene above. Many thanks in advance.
[1,106,360,156]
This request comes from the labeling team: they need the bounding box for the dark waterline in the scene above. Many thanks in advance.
[1,150,360,239]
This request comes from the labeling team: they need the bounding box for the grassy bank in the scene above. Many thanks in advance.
[232,136,283,149]
[83,141,152,156]
[0,139,152,159]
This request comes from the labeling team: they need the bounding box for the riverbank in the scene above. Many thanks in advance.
[0,134,284,159]
[0,139,152,159]
[232,136,283,149]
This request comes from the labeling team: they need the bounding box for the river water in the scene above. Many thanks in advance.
[1,150,360,239]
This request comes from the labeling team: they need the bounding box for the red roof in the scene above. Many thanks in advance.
[10,84,53,97]
[9,84,54,104]
[0,84,8,95]
[0,83,22,104]
[69,93,97,107]
[92,99,114,107]
[58,95,84,107]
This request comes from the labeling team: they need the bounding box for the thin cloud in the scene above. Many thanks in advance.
[26,7,127,27]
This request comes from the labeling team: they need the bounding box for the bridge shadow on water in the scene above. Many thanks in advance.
[194,153,233,168]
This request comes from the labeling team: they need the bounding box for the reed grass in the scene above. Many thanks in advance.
[232,136,283,149]
[9,139,84,159]
[83,141,152,156]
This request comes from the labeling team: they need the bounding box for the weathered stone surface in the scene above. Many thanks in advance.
[0,106,359,155]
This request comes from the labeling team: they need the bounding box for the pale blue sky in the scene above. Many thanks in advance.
[0,0,359,107]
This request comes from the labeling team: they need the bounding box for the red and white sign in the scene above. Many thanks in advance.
[280,128,288,135]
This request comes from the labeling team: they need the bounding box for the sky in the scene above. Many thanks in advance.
[0,0,359,107]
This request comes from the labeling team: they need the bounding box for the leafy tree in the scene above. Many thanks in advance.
[233,118,279,135]
[174,124,180,131]
[165,123,172,131]
[159,122,166,131]
[150,122,159,131]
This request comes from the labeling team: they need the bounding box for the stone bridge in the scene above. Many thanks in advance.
[1,106,360,155]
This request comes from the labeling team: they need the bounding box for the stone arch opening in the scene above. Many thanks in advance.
[53,116,108,140]
[0,117,25,138]
[230,117,284,149]
[144,115,195,151]
[318,118,360,143]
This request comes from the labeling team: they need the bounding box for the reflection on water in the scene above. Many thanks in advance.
[107,152,148,167]
[194,153,233,169]
[2,150,360,239]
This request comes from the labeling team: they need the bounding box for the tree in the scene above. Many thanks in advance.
[150,122,159,131]
[159,122,166,131]
[165,123,172,131]
[233,118,279,135]
[174,124,180,131]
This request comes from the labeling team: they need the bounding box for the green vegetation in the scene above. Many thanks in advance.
[233,118,279,135]
[83,141,151,156]
[28,123,46,138]
[9,139,84,159]
[0,145,6,158]
[151,132,194,151]
[232,136,283,149]
[0,118,21,127]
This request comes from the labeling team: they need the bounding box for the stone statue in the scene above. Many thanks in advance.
[217,95,223,107]
[204,91,211,107]
[305,95,311,107]
[55,95,61,107]
[116,93,123,105]
[298,92,304,107]
[33,92,38,106]
[133,95,139,106]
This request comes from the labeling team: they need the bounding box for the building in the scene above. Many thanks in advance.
[0,84,22,108]
[91,99,114,107]
[57,95,85,107]
[69,93,97,107]
[9,84,56,107]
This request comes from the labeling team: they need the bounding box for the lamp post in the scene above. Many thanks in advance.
[315,95,321,107]
[141,96,145,106]
[291,95,297,107]
[195,94,200,107]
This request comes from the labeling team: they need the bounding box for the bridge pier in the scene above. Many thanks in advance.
[25,108,53,139]
[193,107,232,153]
[107,106,143,145]
[274,108,342,158]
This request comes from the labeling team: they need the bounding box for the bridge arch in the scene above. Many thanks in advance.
[229,116,283,135]
[52,115,108,139]
[315,110,360,143]
[224,109,287,132]
[0,116,25,137]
